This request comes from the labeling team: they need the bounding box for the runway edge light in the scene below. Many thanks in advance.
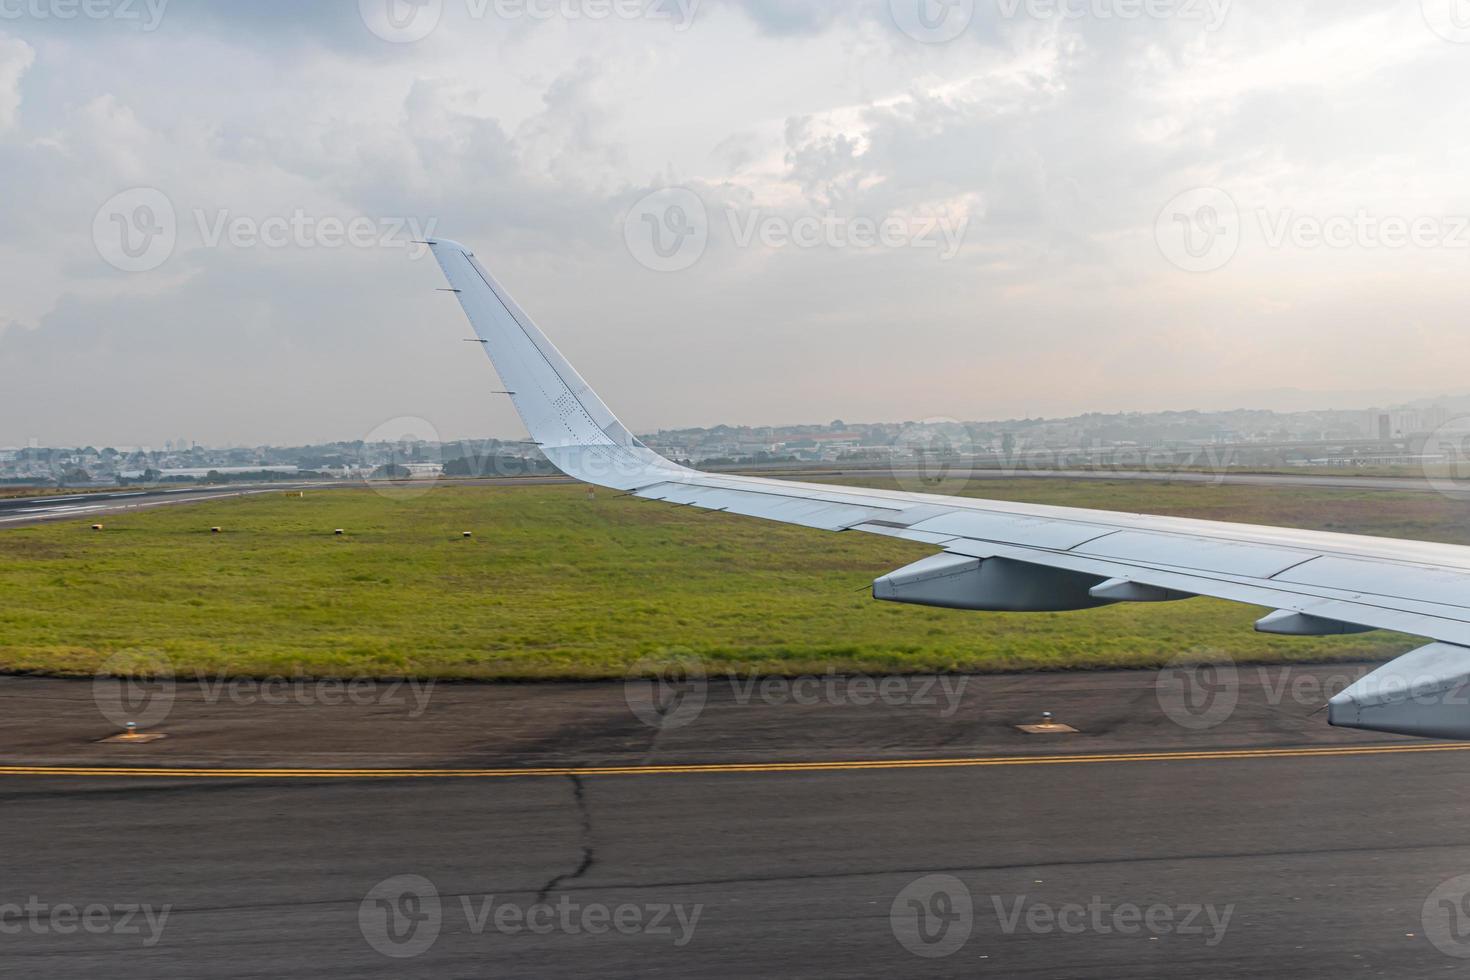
[97,721,168,745]
[1017,711,1079,735]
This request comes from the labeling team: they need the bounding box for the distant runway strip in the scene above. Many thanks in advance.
[5,741,1468,781]
[0,482,337,528]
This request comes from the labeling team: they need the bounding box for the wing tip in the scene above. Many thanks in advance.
[426,238,471,256]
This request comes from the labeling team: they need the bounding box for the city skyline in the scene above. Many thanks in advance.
[5,396,1464,467]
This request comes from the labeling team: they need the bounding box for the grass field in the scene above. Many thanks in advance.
[0,478,1459,679]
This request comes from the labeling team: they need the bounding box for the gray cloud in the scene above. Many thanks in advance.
[3,1,1470,446]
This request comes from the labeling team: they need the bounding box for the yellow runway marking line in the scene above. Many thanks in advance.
[0,741,1467,780]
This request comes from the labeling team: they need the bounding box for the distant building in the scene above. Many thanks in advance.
[157,466,300,478]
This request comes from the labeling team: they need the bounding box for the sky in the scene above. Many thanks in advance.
[2,0,1470,447]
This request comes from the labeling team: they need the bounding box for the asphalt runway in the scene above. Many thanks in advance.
[4,665,1470,978]
[0,484,335,529]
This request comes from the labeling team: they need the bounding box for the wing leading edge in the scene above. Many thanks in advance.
[427,239,1470,741]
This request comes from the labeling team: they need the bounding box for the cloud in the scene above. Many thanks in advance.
[2,1,1470,446]
[715,0,858,36]
[0,32,33,129]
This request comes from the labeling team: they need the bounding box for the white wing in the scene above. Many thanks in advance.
[428,239,1470,741]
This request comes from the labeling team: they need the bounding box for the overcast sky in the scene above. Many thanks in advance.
[2,0,1469,446]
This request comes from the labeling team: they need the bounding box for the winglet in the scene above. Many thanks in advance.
[428,240,689,490]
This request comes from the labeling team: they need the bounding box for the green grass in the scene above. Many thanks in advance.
[0,479,1459,679]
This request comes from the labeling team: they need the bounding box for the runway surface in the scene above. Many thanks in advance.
[0,484,335,529]
[3,664,1470,978]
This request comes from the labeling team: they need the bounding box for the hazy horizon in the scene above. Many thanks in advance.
[7,388,1462,453]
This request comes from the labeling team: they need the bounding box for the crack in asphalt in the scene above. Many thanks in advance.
[534,774,595,903]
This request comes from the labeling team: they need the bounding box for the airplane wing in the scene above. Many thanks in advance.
[428,238,1470,741]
